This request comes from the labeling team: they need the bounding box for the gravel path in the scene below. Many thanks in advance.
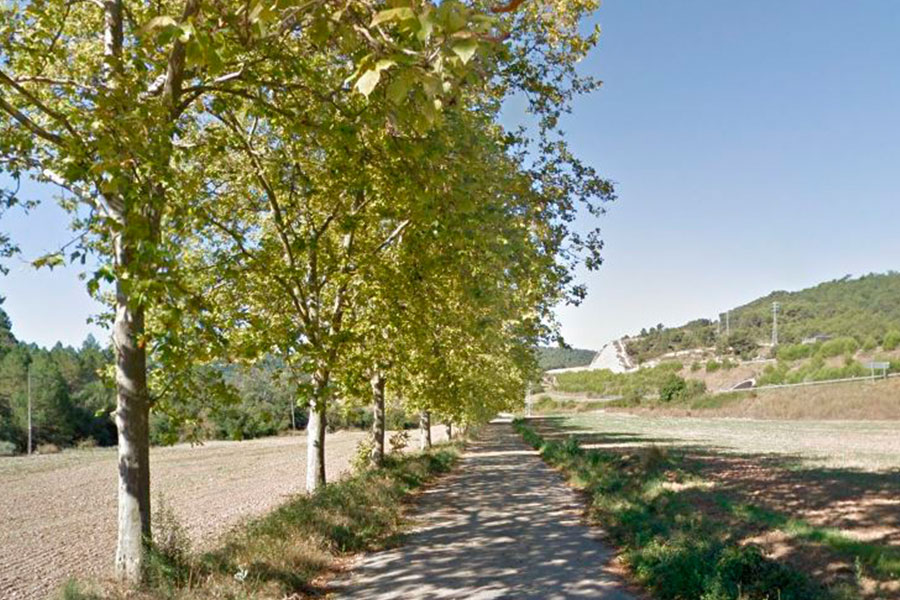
[334,422,635,599]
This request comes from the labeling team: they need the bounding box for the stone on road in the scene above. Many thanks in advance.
[334,423,635,599]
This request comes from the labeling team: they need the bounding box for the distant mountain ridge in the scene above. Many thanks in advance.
[625,271,900,364]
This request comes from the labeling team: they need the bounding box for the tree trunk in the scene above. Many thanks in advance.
[446,421,452,440]
[306,371,328,493]
[113,235,151,584]
[370,371,385,466]
[419,410,432,450]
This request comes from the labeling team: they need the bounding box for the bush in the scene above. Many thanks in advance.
[776,343,814,361]
[690,361,701,372]
[388,430,410,454]
[658,375,687,403]
[75,438,98,450]
[0,440,17,456]
[884,330,900,351]
[705,359,721,373]
[352,438,376,472]
[37,443,61,454]
[817,336,858,358]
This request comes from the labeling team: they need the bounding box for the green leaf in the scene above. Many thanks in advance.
[451,39,478,65]
[417,12,434,41]
[386,74,412,104]
[32,252,64,270]
[370,7,416,27]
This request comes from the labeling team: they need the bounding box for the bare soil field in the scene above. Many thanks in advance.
[0,428,445,600]
[540,412,900,597]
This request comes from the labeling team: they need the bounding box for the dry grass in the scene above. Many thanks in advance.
[617,377,900,421]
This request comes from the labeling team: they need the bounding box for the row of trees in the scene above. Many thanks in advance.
[1,0,610,585]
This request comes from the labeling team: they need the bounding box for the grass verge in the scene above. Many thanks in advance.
[723,500,900,580]
[61,445,459,600]
[514,419,853,600]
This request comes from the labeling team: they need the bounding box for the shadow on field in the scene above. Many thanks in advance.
[529,416,900,596]
[332,422,635,599]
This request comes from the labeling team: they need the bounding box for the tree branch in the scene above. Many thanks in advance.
[0,94,65,146]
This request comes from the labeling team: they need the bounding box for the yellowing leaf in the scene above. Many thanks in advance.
[355,69,381,97]
[139,15,178,37]
[370,7,416,27]
[452,39,478,64]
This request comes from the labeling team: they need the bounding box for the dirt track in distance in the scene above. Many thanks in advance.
[0,428,445,600]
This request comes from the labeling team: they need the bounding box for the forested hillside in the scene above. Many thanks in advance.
[627,272,900,363]
[536,347,597,371]
[0,299,116,453]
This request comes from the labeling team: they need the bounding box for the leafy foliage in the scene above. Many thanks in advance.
[0,325,115,452]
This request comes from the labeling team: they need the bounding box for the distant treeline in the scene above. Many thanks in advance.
[0,303,414,455]
[536,346,596,371]
[626,272,900,363]
[0,303,115,454]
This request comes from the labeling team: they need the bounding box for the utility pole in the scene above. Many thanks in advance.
[725,311,731,337]
[716,315,721,338]
[772,301,780,346]
[27,363,32,455]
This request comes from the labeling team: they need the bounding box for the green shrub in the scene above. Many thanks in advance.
[817,337,859,358]
[0,440,17,456]
[776,343,814,361]
[884,330,900,351]
[352,438,376,472]
[658,374,687,403]
[705,359,721,373]
[690,361,702,372]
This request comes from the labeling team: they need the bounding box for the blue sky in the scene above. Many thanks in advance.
[2,1,900,349]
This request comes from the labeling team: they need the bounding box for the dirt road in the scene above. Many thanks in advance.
[334,422,635,599]
[0,429,445,600]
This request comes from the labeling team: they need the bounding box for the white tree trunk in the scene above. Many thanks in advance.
[306,372,328,492]
[370,372,386,466]
[419,410,432,450]
[113,236,151,583]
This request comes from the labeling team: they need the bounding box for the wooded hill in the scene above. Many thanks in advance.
[536,346,597,371]
[626,272,900,364]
